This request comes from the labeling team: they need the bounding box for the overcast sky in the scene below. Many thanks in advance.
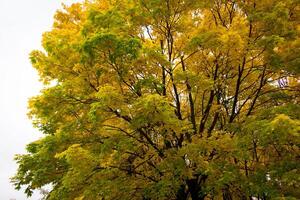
[0,1,79,199]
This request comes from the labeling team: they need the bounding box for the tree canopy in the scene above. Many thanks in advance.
[12,0,300,199]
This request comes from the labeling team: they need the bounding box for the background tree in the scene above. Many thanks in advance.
[12,0,299,199]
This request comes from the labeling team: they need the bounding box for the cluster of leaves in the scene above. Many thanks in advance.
[12,0,299,199]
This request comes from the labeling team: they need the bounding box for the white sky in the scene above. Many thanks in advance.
[0,1,80,199]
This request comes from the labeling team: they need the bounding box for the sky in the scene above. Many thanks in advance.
[0,0,79,199]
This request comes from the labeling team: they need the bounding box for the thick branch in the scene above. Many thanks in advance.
[181,57,196,133]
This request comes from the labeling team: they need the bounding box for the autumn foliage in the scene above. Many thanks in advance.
[12,0,300,199]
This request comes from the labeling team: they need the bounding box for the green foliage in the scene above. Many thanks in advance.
[12,0,300,199]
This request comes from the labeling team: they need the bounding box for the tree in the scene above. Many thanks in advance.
[12,0,300,199]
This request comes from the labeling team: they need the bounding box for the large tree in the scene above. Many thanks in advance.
[12,0,299,199]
